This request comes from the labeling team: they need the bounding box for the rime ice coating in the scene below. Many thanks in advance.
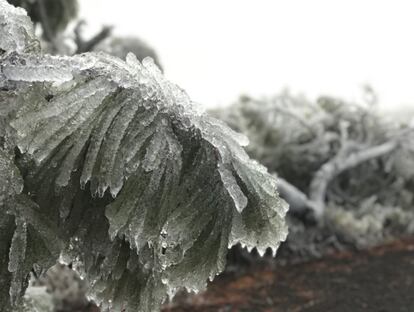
[0,1,288,311]
[0,0,39,54]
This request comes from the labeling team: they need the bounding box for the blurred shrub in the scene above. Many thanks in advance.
[214,92,414,253]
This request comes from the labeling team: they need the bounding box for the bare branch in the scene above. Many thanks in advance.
[276,177,319,223]
[309,140,399,216]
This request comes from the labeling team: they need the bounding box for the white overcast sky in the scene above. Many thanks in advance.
[81,0,414,112]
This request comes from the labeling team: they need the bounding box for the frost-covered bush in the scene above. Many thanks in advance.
[215,93,397,193]
[0,1,288,311]
[214,92,414,252]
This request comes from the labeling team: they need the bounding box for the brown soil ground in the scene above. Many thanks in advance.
[162,238,414,312]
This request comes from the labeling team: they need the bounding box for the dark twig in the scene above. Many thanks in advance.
[75,21,113,53]
[37,0,58,52]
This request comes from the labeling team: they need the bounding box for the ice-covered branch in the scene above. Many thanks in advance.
[309,140,399,216]
[277,177,316,217]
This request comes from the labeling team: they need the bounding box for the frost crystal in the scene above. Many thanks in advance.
[0,0,39,54]
[0,1,288,311]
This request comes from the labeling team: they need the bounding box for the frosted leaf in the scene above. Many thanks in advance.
[218,165,248,213]
[1,53,93,84]
[3,195,63,307]
[0,149,23,203]
[8,218,27,305]
[3,49,289,311]
[0,0,39,54]
[0,130,62,309]
[1,4,289,309]
[0,212,15,310]
[0,138,21,309]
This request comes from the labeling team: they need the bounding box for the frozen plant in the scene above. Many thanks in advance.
[214,92,414,256]
[0,1,288,311]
